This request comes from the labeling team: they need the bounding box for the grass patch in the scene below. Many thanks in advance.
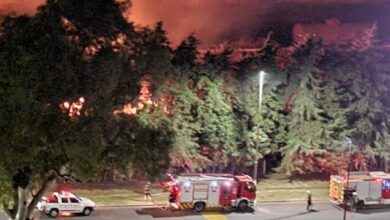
[258,173,329,201]
[58,173,330,206]
[70,188,169,206]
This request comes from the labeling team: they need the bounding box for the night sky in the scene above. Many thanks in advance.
[1,0,390,46]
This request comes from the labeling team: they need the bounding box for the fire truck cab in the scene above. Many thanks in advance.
[170,173,256,212]
[329,171,390,209]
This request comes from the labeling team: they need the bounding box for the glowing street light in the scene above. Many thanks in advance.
[253,70,266,183]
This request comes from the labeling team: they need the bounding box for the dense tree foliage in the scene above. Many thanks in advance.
[0,0,173,219]
[163,36,390,176]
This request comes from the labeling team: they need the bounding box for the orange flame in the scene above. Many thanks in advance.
[60,97,85,117]
[59,80,174,118]
[114,79,174,116]
[114,80,155,115]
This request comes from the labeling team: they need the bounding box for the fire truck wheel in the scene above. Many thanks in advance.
[49,208,59,218]
[193,202,206,212]
[356,200,364,210]
[237,200,248,211]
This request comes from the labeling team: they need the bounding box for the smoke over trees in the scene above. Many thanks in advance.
[1,0,390,46]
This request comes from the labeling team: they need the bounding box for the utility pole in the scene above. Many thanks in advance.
[342,136,352,220]
[253,71,265,183]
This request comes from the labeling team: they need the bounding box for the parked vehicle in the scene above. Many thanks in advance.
[329,171,390,209]
[168,173,256,212]
[37,191,95,218]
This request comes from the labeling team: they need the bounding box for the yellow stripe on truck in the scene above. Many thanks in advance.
[178,203,192,209]
[329,179,343,201]
[202,211,228,220]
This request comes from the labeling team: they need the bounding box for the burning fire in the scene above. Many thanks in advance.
[60,97,85,117]
[59,79,174,118]
[114,79,174,116]
[113,80,156,115]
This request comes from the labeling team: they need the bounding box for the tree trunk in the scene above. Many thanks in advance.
[27,178,54,220]
[14,186,29,220]
[231,161,236,175]
[212,165,217,173]
[5,175,55,220]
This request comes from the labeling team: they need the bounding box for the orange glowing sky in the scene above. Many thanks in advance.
[1,0,389,46]
[0,0,43,15]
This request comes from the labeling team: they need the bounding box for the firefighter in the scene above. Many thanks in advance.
[169,185,179,210]
[144,181,152,200]
[169,185,179,203]
[306,191,312,211]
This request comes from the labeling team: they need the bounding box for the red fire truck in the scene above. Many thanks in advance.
[329,171,390,209]
[168,173,256,212]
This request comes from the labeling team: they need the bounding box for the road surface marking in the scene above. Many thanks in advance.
[257,207,271,213]
[202,211,228,220]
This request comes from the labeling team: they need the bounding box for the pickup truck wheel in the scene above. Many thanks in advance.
[193,202,205,212]
[237,200,248,211]
[83,207,92,216]
[49,209,59,218]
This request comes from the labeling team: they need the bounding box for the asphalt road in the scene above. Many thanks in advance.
[1,202,390,220]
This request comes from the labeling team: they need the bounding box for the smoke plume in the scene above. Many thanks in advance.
[129,0,390,46]
[129,0,274,46]
[1,0,390,46]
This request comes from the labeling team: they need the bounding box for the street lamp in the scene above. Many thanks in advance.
[341,136,353,220]
[253,70,266,183]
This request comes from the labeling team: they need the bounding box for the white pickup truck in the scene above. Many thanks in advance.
[37,191,95,218]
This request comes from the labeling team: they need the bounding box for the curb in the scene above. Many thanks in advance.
[96,199,330,207]
[258,199,329,204]
[96,200,170,207]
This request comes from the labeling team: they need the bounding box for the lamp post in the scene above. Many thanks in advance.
[253,71,266,183]
[341,136,352,220]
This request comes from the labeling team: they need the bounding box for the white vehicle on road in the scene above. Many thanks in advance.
[37,191,95,218]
